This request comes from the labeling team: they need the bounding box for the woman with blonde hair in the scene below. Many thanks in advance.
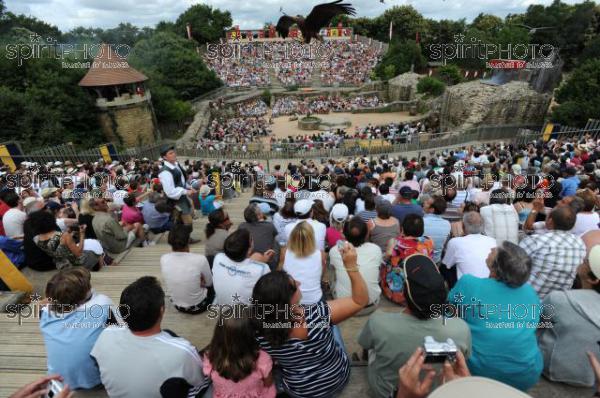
[280,221,326,304]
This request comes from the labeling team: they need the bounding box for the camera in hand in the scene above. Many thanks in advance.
[46,379,64,397]
[68,223,80,242]
[423,336,457,363]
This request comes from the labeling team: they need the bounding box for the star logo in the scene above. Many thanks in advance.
[29,293,43,302]
[454,33,465,43]
[231,293,241,303]
[29,33,42,43]
[453,292,465,304]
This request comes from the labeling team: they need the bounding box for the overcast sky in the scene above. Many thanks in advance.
[5,0,584,32]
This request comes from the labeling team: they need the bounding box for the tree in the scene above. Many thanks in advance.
[471,13,503,33]
[382,64,396,80]
[100,23,143,47]
[416,76,446,97]
[375,40,427,78]
[174,4,232,44]
[0,46,103,150]
[552,59,600,126]
[373,6,428,43]
[0,0,5,18]
[437,64,462,85]
[128,31,221,122]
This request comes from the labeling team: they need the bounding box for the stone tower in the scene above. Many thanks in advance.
[79,44,159,147]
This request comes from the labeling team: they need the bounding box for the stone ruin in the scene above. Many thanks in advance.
[387,72,422,101]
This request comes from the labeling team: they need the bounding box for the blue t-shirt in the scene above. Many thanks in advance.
[391,203,424,225]
[199,194,216,215]
[448,275,543,391]
[39,293,114,389]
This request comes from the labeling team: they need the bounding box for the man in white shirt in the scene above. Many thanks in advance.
[479,189,519,244]
[442,211,497,280]
[329,217,382,313]
[160,226,214,314]
[284,199,327,251]
[2,191,26,239]
[212,229,272,304]
[91,276,208,398]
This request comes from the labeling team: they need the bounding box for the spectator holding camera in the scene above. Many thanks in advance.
[33,210,104,270]
[358,254,471,398]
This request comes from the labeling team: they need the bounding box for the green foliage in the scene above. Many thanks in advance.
[416,76,446,97]
[375,6,428,43]
[375,40,426,78]
[382,64,396,80]
[437,64,462,85]
[0,47,103,150]
[471,13,503,33]
[261,89,272,106]
[287,85,299,92]
[128,31,221,122]
[552,59,600,126]
[174,4,232,44]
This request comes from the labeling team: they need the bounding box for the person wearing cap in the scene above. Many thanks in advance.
[198,185,216,216]
[330,217,382,313]
[449,241,543,391]
[326,203,349,249]
[391,186,423,226]
[157,144,197,236]
[284,199,327,251]
[359,253,471,398]
[238,204,280,270]
[538,230,600,387]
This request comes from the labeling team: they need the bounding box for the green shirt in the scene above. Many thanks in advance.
[358,310,472,398]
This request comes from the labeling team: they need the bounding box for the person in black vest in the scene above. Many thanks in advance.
[158,145,199,243]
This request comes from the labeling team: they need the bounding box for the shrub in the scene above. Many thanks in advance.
[416,77,446,97]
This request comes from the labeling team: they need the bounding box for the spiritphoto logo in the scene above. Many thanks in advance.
[429,34,555,65]
[5,294,130,326]
[431,293,554,329]
[205,40,335,66]
[4,34,131,67]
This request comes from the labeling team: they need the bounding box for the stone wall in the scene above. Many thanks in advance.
[98,102,156,147]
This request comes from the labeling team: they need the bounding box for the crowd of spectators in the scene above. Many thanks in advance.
[200,117,271,150]
[236,99,268,117]
[203,40,382,88]
[6,134,600,398]
[271,94,385,117]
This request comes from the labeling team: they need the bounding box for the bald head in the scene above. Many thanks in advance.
[463,211,483,235]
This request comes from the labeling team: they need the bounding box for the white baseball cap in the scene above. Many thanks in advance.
[588,245,600,279]
[429,377,531,398]
[294,199,314,216]
[330,203,349,223]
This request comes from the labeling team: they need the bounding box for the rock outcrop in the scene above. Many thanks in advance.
[387,72,422,101]
[439,80,551,131]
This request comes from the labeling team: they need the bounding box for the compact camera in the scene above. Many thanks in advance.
[423,336,458,363]
[46,379,64,398]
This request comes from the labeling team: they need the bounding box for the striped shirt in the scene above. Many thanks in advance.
[519,231,586,298]
[256,301,350,398]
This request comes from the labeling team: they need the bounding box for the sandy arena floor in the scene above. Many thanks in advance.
[269,111,422,138]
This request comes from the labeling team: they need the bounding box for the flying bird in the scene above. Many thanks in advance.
[276,0,356,44]
[516,24,555,34]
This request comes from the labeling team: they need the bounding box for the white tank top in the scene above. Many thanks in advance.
[283,249,323,304]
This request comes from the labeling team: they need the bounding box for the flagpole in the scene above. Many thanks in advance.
[389,21,393,41]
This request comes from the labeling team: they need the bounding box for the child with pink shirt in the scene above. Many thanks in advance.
[203,306,276,398]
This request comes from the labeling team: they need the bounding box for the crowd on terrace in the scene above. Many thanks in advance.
[4,135,600,398]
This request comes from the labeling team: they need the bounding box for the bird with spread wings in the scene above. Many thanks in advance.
[276,0,356,44]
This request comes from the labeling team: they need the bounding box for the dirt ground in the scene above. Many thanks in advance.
[269,111,422,138]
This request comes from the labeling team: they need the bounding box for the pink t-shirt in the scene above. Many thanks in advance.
[121,205,143,225]
[203,350,276,398]
[326,227,344,249]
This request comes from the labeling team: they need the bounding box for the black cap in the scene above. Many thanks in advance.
[404,254,447,315]
[160,144,175,157]
[399,186,417,199]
